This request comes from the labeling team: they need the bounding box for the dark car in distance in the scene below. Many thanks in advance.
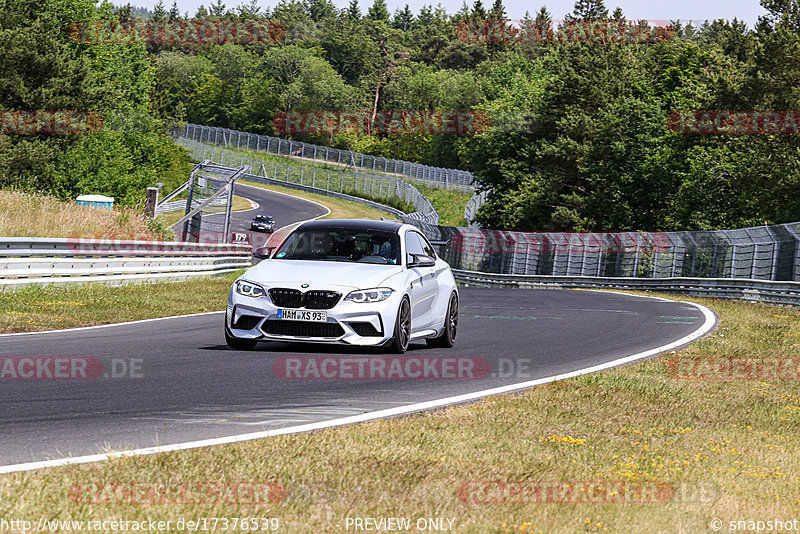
[250,214,274,233]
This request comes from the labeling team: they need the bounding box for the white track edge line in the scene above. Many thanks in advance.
[0,300,716,474]
[0,311,224,338]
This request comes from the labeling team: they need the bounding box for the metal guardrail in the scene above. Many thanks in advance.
[453,270,800,306]
[0,238,252,286]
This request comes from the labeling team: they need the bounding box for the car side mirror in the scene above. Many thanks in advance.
[408,254,435,268]
[253,246,274,260]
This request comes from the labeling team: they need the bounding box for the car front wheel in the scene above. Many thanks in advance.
[225,322,258,350]
[427,292,458,348]
[387,297,411,354]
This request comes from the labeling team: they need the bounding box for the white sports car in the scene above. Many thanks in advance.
[225,219,459,353]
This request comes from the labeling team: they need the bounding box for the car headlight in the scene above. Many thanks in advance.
[235,280,266,298]
[344,288,394,303]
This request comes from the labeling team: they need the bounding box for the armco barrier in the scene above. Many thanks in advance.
[453,270,800,306]
[0,238,252,286]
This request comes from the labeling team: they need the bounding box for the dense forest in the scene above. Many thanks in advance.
[1,0,800,232]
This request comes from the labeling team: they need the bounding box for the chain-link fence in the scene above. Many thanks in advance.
[176,137,439,225]
[174,128,800,282]
[183,123,475,192]
[464,190,489,227]
[403,220,800,281]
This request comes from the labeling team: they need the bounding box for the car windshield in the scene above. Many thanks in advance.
[273,227,400,265]
[254,215,272,222]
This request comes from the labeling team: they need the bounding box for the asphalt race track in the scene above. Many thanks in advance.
[177,182,330,237]
[0,288,714,468]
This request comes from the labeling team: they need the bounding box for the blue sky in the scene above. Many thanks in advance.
[123,0,768,27]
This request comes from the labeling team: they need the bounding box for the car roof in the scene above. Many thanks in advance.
[297,218,405,233]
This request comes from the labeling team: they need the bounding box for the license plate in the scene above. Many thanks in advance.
[276,309,327,322]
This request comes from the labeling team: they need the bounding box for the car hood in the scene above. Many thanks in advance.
[244,259,403,291]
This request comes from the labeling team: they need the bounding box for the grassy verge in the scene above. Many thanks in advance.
[416,184,471,227]
[2,294,800,531]
[226,145,362,175]
[222,145,460,219]
[0,189,170,240]
[239,179,397,221]
[0,272,239,333]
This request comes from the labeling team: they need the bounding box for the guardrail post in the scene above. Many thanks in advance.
[144,187,158,218]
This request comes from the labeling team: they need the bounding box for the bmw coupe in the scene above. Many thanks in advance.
[225,219,458,353]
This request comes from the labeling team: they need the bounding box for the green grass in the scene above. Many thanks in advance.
[2,293,800,532]
[213,144,466,221]
[416,184,471,227]
[0,272,239,333]
[226,145,364,175]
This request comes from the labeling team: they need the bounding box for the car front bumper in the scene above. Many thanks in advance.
[226,286,401,346]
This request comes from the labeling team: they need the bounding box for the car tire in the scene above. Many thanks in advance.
[225,322,258,350]
[387,297,411,354]
[426,292,458,348]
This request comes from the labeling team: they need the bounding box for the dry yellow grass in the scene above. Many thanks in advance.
[0,190,168,240]
[1,294,799,532]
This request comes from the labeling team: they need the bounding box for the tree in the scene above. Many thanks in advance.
[304,0,336,22]
[392,4,414,31]
[113,3,133,20]
[760,0,800,31]
[346,0,361,20]
[487,0,508,55]
[195,4,209,18]
[237,0,262,18]
[151,0,167,21]
[535,5,551,25]
[611,6,624,20]
[321,17,380,83]
[471,0,486,19]
[0,0,187,204]
[367,0,389,22]
[168,0,181,21]
[489,0,505,20]
[568,0,608,20]
[209,0,226,17]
